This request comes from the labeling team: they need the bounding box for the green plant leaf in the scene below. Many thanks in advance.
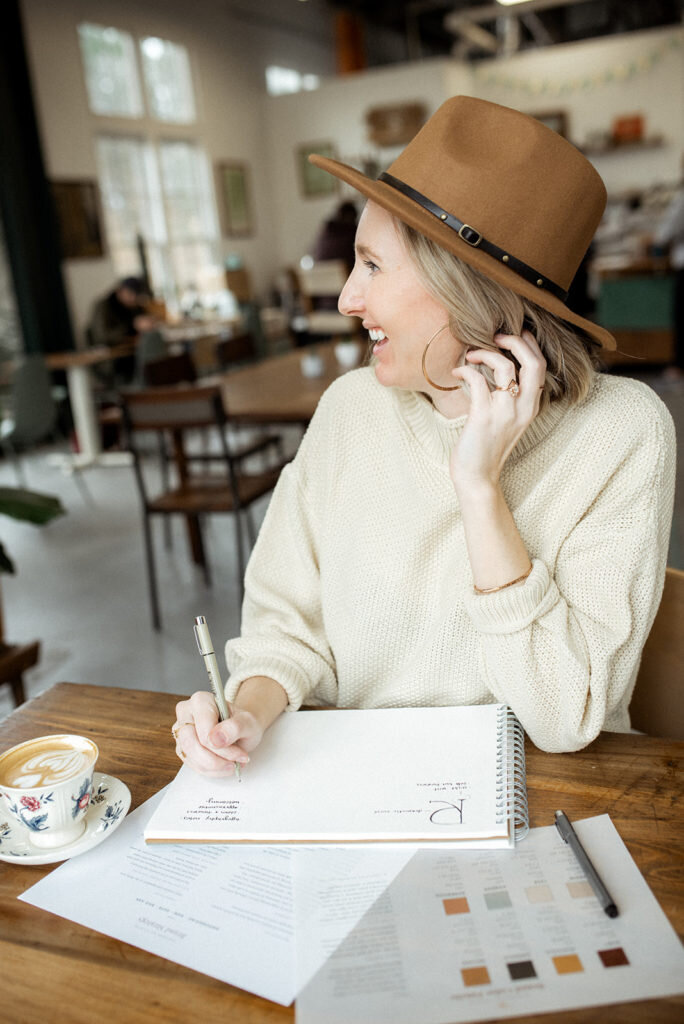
[0,487,66,525]
[0,540,16,575]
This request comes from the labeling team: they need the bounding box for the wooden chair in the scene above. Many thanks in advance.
[142,350,283,478]
[295,260,361,341]
[189,334,222,376]
[0,640,40,708]
[629,567,684,740]
[120,384,289,630]
[215,332,257,371]
[143,351,197,387]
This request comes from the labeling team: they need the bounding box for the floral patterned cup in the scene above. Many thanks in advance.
[0,734,98,849]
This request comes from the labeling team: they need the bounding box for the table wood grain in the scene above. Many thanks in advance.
[217,342,361,425]
[1,683,682,1023]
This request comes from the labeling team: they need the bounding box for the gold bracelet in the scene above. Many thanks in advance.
[473,565,533,595]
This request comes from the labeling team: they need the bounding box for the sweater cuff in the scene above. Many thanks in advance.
[224,654,315,712]
[463,558,559,635]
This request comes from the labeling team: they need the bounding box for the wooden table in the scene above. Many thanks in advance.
[1,683,682,1024]
[218,341,361,426]
[45,344,137,470]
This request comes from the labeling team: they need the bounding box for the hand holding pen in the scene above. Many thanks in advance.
[193,615,242,780]
[172,617,256,778]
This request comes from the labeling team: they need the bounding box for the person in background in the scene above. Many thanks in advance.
[172,97,675,770]
[652,162,684,381]
[313,200,358,273]
[87,276,157,384]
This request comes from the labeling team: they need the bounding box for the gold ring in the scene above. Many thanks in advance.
[421,323,462,392]
[493,379,520,396]
[171,721,193,741]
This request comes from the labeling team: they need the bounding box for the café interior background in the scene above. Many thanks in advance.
[0,0,682,718]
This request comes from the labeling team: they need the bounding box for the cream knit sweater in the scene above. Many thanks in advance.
[225,367,675,752]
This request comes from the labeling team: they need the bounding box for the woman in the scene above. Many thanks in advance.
[173,96,675,771]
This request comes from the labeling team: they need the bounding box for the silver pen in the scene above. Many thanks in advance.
[193,615,241,780]
[555,810,617,917]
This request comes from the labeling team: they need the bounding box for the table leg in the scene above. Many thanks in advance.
[48,364,131,470]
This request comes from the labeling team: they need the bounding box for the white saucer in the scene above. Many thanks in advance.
[0,772,131,865]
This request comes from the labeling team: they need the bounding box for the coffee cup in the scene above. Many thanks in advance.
[301,351,325,378]
[334,340,361,369]
[0,734,98,849]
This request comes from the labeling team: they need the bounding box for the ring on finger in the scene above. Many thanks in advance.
[493,378,520,396]
[171,720,193,741]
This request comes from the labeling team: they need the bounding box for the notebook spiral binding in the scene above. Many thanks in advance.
[494,705,530,843]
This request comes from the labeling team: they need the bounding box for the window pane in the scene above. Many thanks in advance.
[78,23,143,117]
[96,137,219,299]
[140,37,196,123]
[96,136,174,296]
[265,65,319,96]
[171,242,218,294]
[158,142,218,242]
[96,136,166,246]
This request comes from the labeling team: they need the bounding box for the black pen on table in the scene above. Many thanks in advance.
[193,615,241,781]
[555,810,617,917]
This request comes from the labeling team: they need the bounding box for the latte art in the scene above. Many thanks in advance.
[0,735,97,789]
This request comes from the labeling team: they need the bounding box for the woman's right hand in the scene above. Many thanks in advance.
[173,691,262,777]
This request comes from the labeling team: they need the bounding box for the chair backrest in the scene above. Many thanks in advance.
[143,351,197,387]
[120,383,225,434]
[8,355,57,444]
[296,260,360,337]
[190,333,220,375]
[630,567,684,739]
[296,260,349,309]
[215,332,257,370]
[120,383,235,503]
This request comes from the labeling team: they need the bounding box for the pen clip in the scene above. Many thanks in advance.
[193,623,205,655]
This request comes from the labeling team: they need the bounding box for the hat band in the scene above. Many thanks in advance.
[378,171,568,303]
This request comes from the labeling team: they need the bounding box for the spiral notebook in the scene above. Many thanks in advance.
[145,704,529,848]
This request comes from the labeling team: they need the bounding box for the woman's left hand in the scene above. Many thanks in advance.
[449,330,546,494]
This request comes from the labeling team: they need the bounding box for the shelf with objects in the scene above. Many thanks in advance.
[587,181,677,368]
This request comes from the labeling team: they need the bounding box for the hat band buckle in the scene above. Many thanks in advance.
[377,171,568,304]
[458,224,482,247]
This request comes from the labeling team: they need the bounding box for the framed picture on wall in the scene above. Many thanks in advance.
[296,141,339,198]
[51,180,104,259]
[530,110,568,138]
[216,161,253,237]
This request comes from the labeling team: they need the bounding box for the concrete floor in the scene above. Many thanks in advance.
[0,369,681,722]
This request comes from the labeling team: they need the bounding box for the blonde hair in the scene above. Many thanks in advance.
[396,219,600,407]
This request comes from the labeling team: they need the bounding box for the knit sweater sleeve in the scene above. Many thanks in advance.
[461,383,676,753]
[224,400,336,710]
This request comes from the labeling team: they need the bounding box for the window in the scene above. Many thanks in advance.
[79,24,220,302]
[78,24,143,118]
[140,37,196,124]
[158,141,219,290]
[265,65,320,96]
[96,136,219,299]
[95,136,167,288]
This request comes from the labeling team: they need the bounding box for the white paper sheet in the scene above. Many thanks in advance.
[295,815,684,1023]
[20,790,413,1005]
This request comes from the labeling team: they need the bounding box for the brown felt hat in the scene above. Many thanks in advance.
[309,96,615,349]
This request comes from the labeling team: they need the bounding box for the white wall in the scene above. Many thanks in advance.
[263,58,469,270]
[470,26,684,194]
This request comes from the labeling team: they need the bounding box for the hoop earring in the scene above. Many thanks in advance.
[421,323,462,392]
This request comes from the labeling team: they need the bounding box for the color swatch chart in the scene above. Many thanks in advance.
[296,815,684,1023]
